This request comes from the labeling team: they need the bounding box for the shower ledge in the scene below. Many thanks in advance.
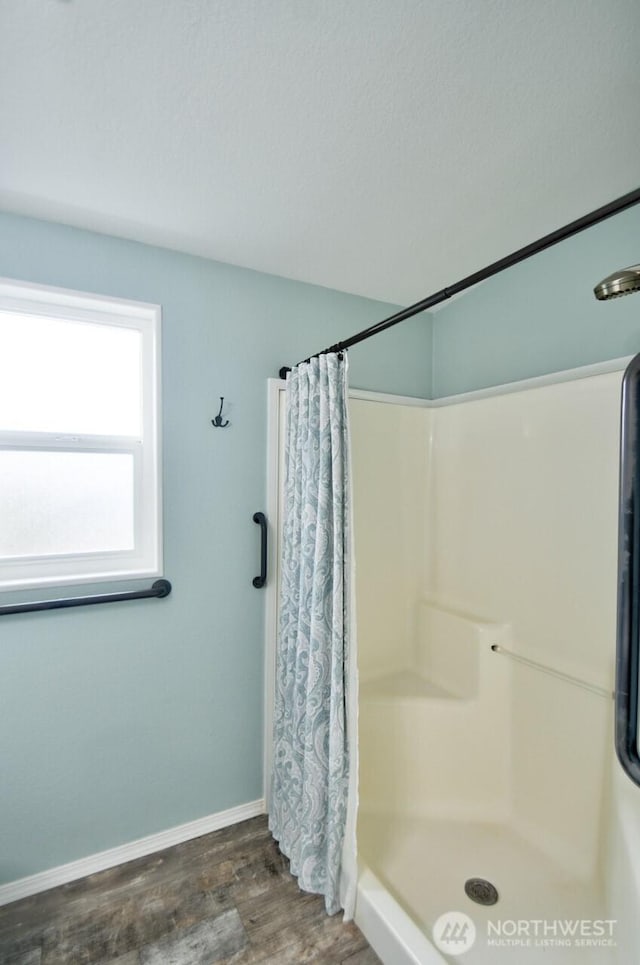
[359,601,510,701]
[360,670,457,700]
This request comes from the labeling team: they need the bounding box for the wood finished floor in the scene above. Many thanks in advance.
[0,816,381,965]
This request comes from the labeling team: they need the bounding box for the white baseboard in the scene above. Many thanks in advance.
[0,798,266,907]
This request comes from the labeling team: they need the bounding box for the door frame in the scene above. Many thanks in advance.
[263,378,286,809]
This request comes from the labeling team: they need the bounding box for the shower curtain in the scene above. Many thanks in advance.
[269,352,357,917]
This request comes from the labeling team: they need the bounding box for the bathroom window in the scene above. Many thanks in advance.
[0,278,161,591]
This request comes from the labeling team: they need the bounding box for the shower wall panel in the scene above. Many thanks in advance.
[428,372,621,875]
[350,399,430,682]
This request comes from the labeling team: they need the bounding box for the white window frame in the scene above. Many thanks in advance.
[0,277,162,591]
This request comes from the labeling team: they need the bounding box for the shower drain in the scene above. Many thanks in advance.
[464,877,499,906]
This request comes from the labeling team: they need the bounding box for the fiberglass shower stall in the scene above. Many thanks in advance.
[350,367,637,964]
[266,356,640,964]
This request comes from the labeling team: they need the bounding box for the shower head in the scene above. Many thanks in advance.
[594,265,640,301]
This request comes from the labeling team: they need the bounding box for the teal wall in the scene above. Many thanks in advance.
[0,211,431,885]
[432,203,640,397]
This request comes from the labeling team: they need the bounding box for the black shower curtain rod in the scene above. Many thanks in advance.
[278,185,640,380]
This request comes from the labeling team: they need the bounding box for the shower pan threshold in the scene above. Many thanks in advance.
[358,813,613,964]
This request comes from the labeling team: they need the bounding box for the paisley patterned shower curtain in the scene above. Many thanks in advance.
[269,352,356,916]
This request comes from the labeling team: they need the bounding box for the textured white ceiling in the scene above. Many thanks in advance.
[1,0,639,305]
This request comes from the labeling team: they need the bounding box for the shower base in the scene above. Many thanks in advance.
[358,812,614,964]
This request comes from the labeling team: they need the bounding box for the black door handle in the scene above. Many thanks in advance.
[253,512,267,588]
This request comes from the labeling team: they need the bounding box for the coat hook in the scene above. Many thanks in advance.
[211,397,230,428]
